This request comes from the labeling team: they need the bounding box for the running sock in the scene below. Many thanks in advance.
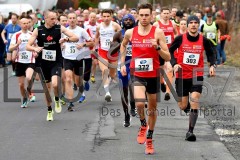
[23,98,28,103]
[140,119,147,127]
[55,97,59,101]
[82,92,85,96]
[104,84,109,93]
[147,130,154,139]
[189,109,199,133]
[47,106,52,111]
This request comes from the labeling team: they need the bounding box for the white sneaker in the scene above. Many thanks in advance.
[104,93,112,102]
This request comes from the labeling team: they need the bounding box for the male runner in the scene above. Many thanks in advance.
[9,16,36,108]
[153,7,178,101]
[120,3,170,154]
[26,10,78,121]
[109,14,136,127]
[169,15,216,141]
[95,9,121,102]
[1,13,21,75]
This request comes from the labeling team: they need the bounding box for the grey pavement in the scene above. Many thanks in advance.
[0,66,236,160]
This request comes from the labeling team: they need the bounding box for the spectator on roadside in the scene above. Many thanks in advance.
[215,11,229,65]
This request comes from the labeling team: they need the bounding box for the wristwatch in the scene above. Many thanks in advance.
[155,45,161,51]
[66,37,70,42]
[83,43,87,47]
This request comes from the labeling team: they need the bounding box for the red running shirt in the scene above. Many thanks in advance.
[130,26,160,77]
[176,33,205,79]
[158,20,175,48]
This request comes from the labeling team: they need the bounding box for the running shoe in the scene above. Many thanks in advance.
[145,139,154,155]
[105,93,112,102]
[20,101,28,108]
[46,110,54,121]
[67,103,75,112]
[29,93,36,102]
[84,81,90,91]
[60,97,66,105]
[185,131,196,141]
[90,76,95,83]
[54,99,62,113]
[78,96,86,103]
[137,125,148,144]
[164,93,170,101]
[123,114,131,127]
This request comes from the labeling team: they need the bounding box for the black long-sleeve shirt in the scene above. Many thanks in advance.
[169,32,216,67]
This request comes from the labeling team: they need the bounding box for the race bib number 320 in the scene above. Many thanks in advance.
[135,58,153,72]
[183,52,200,65]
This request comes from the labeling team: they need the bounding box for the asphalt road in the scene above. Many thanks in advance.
[0,65,238,160]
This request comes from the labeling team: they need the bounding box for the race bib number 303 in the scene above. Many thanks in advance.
[135,58,153,72]
[183,52,200,65]
[42,49,56,61]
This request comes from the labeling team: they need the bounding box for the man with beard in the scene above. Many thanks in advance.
[169,15,216,141]
[109,14,136,127]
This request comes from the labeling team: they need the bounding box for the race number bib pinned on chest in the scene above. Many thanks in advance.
[165,35,172,44]
[126,44,132,56]
[65,44,79,55]
[135,58,153,72]
[42,49,56,61]
[18,51,31,63]
[183,52,200,65]
[101,37,112,50]
[206,32,216,39]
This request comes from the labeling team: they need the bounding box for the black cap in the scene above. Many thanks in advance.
[187,15,200,26]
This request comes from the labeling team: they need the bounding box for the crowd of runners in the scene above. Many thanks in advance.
[0,2,230,155]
